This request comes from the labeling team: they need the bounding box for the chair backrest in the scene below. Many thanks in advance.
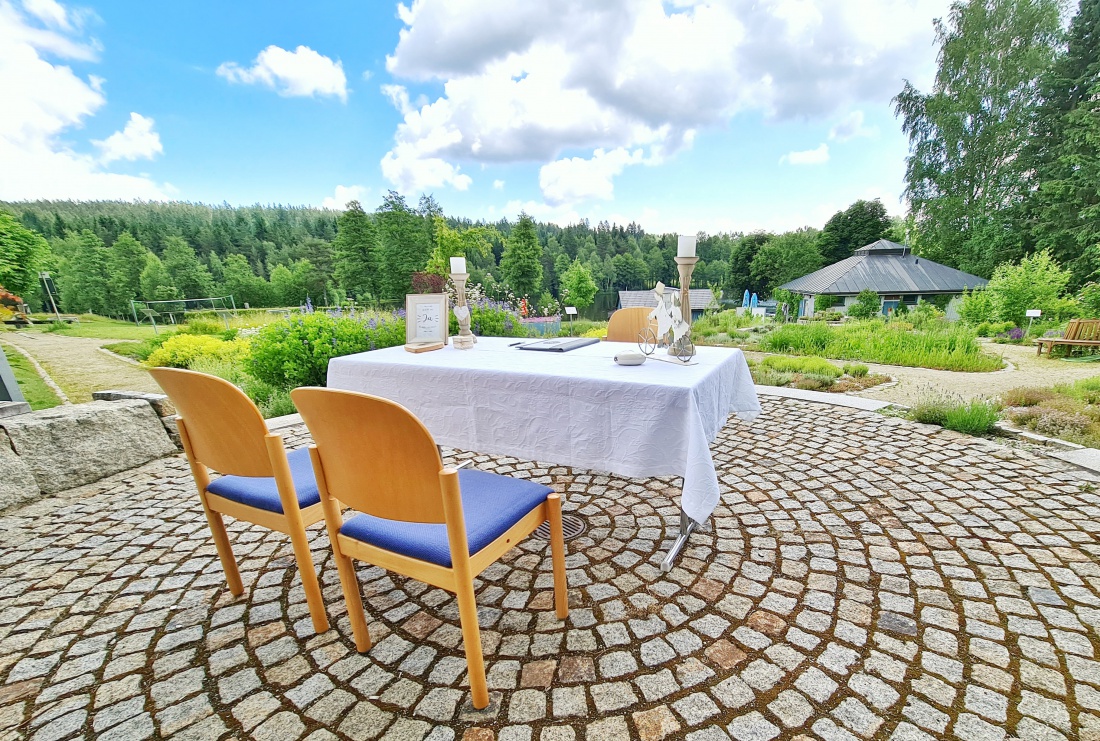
[1078,319,1100,341]
[1064,319,1082,340]
[291,387,446,524]
[148,367,273,477]
[606,306,656,342]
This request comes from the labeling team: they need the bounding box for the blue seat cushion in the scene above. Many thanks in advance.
[206,447,321,514]
[339,469,552,567]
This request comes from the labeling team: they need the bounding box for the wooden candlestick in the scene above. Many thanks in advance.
[451,272,475,349]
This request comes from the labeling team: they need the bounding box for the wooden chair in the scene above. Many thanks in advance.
[148,368,329,634]
[291,387,568,710]
[605,306,657,342]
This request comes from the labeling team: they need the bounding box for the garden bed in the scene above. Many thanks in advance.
[747,355,890,394]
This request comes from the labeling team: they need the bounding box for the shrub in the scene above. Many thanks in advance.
[958,288,994,324]
[449,301,529,338]
[974,321,1015,337]
[189,356,298,419]
[791,374,835,391]
[1009,406,1092,439]
[752,368,792,387]
[1001,387,1057,407]
[843,363,869,377]
[943,400,1001,436]
[760,355,842,378]
[908,301,945,329]
[847,289,882,319]
[180,318,225,335]
[248,312,405,388]
[910,395,953,426]
[146,334,250,369]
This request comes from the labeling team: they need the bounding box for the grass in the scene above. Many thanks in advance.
[748,354,889,393]
[1,345,62,410]
[760,318,1003,372]
[26,314,158,340]
[910,390,1001,435]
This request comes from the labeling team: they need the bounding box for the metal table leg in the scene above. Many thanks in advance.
[660,510,700,572]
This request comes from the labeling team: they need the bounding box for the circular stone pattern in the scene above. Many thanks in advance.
[2,397,1100,741]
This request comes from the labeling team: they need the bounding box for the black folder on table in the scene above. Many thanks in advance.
[516,337,600,352]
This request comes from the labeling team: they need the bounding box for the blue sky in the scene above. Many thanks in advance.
[0,0,952,234]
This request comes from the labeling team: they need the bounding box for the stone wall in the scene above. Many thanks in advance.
[0,395,178,511]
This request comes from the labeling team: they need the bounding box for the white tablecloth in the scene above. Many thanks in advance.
[327,337,760,523]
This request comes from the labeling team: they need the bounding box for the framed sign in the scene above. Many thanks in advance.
[406,293,449,345]
[1026,309,1042,318]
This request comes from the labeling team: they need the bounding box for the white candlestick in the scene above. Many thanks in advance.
[450,256,467,274]
[677,235,697,258]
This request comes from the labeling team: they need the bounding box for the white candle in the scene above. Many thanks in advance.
[450,256,467,274]
[677,235,697,258]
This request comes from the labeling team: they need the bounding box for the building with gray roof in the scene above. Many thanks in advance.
[617,288,717,320]
[777,239,987,318]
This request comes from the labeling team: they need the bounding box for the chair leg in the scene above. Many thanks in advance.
[334,552,372,652]
[547,494,569,620]
[455,580,489,709]
[287,525,329,634]
[201,500,243,596]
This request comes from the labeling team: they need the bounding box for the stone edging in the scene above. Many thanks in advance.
[0,337,70,404]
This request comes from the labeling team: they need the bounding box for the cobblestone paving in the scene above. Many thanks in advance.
[3,397,1100,740]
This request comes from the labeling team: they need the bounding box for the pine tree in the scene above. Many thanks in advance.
[1029,0,1100,285]
[333,201,381,299]
[0,211,49,298]
[377,191,431,300]
[60,230,110,314]
[162,237,215,299]
[140,253,180,302]
[500,214,543,297]
[106,232,150,315]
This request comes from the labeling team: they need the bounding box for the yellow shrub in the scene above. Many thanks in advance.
[146,334,250,369]
[581,327,606,339]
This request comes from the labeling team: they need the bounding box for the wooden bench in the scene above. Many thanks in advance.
[1035,318,1100,355]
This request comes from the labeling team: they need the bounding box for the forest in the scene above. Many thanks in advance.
[0,193,896,318]
[2,0,1099,319]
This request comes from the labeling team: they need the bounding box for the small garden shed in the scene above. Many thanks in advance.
[777,239,988,318]
[618,289,717,320]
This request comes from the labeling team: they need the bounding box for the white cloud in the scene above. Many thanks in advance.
[493,179,504,189]
[829,110,877,142]
[0,1,169,200]
[539,147,644,205]
[321,184,369,210]
[780,143,829,166]
[217,45,348,101]
[22,0,68,29]
[380,0,949,201]
[93,112,162,164]
[501,198,582,226]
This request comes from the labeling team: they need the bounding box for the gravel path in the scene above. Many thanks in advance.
[745,340,1100,406]
[0,331,160,403]
[859,341,1100,405]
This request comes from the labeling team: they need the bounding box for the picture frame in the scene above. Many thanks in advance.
[406,293,450,345]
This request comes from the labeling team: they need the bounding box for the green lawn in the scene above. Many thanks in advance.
[27,315,158,340]
[2,346,62,410]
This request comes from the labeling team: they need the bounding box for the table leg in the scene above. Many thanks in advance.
[661,510,700,572]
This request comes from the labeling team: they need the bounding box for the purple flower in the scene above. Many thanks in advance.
[1009,327,1025,340]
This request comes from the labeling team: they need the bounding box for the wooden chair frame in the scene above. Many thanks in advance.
[605,306,658,342]
[292,387,568,710]
[149,368,329,634]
